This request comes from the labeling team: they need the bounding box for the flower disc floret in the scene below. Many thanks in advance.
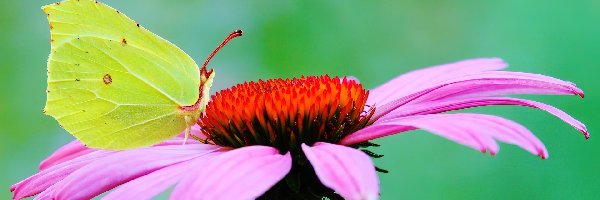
[200,75,375,152]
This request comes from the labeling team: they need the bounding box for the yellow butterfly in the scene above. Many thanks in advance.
[43,0,241,150]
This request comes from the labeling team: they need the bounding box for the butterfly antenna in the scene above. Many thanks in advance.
[201,30,243,71]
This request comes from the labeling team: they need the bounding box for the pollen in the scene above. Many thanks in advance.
[199,75,374,152]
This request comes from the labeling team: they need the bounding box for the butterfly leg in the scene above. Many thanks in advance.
[182,116,194,145]
[182,127,191,145]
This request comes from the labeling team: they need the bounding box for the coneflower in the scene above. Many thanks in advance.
[11,56,588,199]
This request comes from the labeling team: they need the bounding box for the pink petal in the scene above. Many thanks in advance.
[11,151,114,200]
[347,114,547,158]
[102,149,226,200]
[413,71,584,102]
[12,137,210,200]
[38,144,220,200]
[368,58,507,106]
[170,145,291,200]
[39,140,96,171]
[39,135,204,172]
[340,124,416,146]
[380,97,589,139]
[302,142,379,200]
[371,71,584,121]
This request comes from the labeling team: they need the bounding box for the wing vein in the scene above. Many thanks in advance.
[48,7,79,15]
[49,78,101,83]
[60,42,130,74]
[109,111,178,134]
[51,33,175,66]
[78,110,180,145]
[47,88,119,105]
[91,40,180,104]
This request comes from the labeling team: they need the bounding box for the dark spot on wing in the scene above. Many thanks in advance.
[121,38,127,45]
[76,78,80,82]
[103,74,112,85]
[136,23,140,27]
[55,2,60,5]
[75,63,80,66]
[42,109,47,114]
[116,10,120,14]
[85,51,89,54]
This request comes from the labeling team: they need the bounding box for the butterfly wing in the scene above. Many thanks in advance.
[43,0,209,150]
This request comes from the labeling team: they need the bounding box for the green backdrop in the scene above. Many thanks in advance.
[1,0,598,199]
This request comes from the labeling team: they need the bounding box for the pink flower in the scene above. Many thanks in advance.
[12,58,587,200]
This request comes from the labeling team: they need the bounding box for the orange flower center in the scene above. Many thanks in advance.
[198,75,374,152]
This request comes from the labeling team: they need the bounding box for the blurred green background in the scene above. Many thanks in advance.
[1,0,598,199]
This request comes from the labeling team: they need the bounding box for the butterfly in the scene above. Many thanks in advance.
[43,0,241,150]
